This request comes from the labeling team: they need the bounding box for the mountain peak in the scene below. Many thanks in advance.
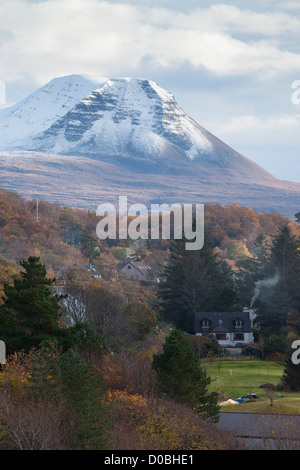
[94,76,175,104]
[26,75,215,164]
[1,74,299,216]
[0,74,100,148]
[0,75,275,182]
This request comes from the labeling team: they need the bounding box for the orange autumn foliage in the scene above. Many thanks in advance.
[105,390,244,450]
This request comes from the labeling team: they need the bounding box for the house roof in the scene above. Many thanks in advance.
[80,263,102,277]
[195,311,252,334]
[118,261,154,276]
[211,324,232,334]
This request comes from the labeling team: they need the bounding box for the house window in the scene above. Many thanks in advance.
[215,334,227,341]
[234,333,244,341]
[202,320,209,327]
[235,319,243,327]
[128,265,131,269]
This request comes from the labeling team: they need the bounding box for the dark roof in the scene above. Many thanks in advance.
[195,311,252,334]
[118,261,154,276]
[211,324,232,334]
[80,264,101,277]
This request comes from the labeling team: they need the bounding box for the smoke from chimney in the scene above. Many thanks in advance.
[250,271,280,307]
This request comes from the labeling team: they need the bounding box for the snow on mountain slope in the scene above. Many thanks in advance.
[28,77,211,158]
[0,75,101,148]
[0,75,299,215]
[14,76,273,181]
[0,76,276,182]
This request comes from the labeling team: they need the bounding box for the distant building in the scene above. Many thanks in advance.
[79,263,102,279]
[118,261,156,282]
[195,308,254,347]
[53,270,66,288]
[56,277,66,286]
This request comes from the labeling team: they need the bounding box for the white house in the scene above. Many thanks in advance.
[194,308,255,347]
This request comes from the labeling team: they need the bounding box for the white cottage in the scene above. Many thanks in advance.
[194,308,255,347]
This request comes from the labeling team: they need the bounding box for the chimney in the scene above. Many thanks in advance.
[242,306,253,327]
[243,306,256,327]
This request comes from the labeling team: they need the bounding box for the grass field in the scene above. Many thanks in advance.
[205,359,284,398]
[218,395,300,414]
[203,359,300,414]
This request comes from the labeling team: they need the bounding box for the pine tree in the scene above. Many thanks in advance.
[80,227,99,264]
[158,235,238,333]
[27,345,111,449]
[255,225,300,335]
[236,233,270,307]
[0,256,67,353]
[152,328,220,422]
[59,349,111,449]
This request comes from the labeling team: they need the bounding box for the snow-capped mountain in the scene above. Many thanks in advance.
[0,75,101,148]
[1,75,299,216]
[0,77,274,180]
[31,77,215,160]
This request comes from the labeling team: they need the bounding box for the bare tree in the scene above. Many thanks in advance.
[63,285,141,352]
[63,285,87,325]
[0,391,66,450]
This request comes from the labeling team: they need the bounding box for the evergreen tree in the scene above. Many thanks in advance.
[255,225,300,335]
[152,328,220,422]
[236,233,270,307]
[287,308,300,338]
[80,227,99,264]
[59,349,110,449]
[158,235,238,333]
[0,257,70,353]
[27,345,111,449]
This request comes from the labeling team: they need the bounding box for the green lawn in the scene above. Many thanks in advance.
[204,359,300,414]
[219,395,300,414]
[204,359,283,398]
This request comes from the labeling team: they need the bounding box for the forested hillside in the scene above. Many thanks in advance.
[0,187,300,449]
[0,187,297,289]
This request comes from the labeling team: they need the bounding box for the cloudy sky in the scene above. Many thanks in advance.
[0,0,300,181]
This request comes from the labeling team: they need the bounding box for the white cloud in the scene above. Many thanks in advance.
[146,4,300,36]
[190,5,300,36]
[0,0,299,180]
[0,0,300,87]
[207,113,300,146]
[278,2,300,10]
[202,111,300,180]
